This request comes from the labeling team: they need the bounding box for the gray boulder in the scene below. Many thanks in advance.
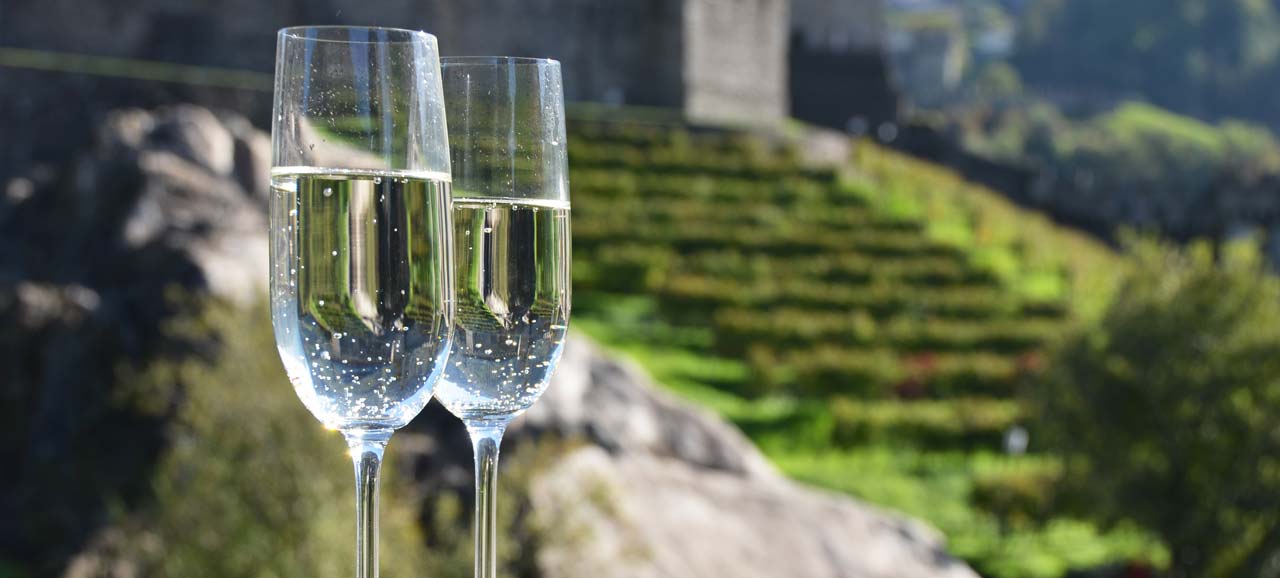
[0,105,268,572]
[533,448,975,578]
[94,105,269,303]
[516,336,776,479]
[508,337,977,578]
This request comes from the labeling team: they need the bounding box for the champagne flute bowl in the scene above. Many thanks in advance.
[269,25,453,578]
[435,56,571,578]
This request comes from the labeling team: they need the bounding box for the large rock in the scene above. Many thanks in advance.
[0,105,268,572]
[94,105,269,303]
[516,337,775,479]
[533,448,974,578]
[2,104,268,302]
[506,337,977,578]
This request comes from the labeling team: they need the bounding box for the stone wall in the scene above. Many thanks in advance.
[0,0,801,179]
[0,0,295,69]
[683,0,790,124]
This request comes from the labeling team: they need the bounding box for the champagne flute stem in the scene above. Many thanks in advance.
[469,422,507,578]
[347,431,392,578]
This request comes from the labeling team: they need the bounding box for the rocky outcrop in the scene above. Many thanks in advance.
[1,104,269,302]
[518,337,977,578]
[533,448,973,578]
[516,338,776,479]
[0,105,269,572]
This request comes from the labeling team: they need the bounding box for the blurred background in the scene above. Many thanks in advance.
[4,1,1280,578]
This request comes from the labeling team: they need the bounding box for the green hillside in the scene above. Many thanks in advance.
[566,117,1164,578]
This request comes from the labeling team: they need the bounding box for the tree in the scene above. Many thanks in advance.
[1032,237,1280,578]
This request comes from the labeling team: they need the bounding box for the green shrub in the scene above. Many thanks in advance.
[753,346,902,397]
[1032,237,1280,578]
[971,467,1062,529]
[904,352,1025,397]
[830,398,1021,449]
[731,400,837,453]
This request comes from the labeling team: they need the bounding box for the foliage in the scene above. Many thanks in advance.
[0,561,25,578]
[830,397,1020,449]
[775,448,1166,578]
[1098,103,1279,175]
[1014,0,1280,127]
[1033,237,1280,578]
[964,101,1280,176]
[101,300,446,578]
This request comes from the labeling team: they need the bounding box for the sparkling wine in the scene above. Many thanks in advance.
[270,168,454,431]
[434,197,571,422]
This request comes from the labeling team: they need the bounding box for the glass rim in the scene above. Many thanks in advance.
[441,56,560,67]
[277,26,435,45]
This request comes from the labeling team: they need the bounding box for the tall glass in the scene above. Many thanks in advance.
[435,57,571,578]
[269,26,453,578]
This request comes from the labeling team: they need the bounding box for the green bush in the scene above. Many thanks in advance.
[749,345,902,397]
[971,467,1062,528]
[1032,237,1280,578]
[830,398,1021,449]
[904,352,1025,397]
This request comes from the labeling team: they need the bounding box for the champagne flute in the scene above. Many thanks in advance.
[435,57,571,578]
[269,26,453,578]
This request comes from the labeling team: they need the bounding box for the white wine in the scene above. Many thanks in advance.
[434,197,571,422]
[270,168,454,432]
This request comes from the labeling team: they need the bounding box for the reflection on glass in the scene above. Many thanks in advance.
[273,169,453,431]
[436,197,571,421]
